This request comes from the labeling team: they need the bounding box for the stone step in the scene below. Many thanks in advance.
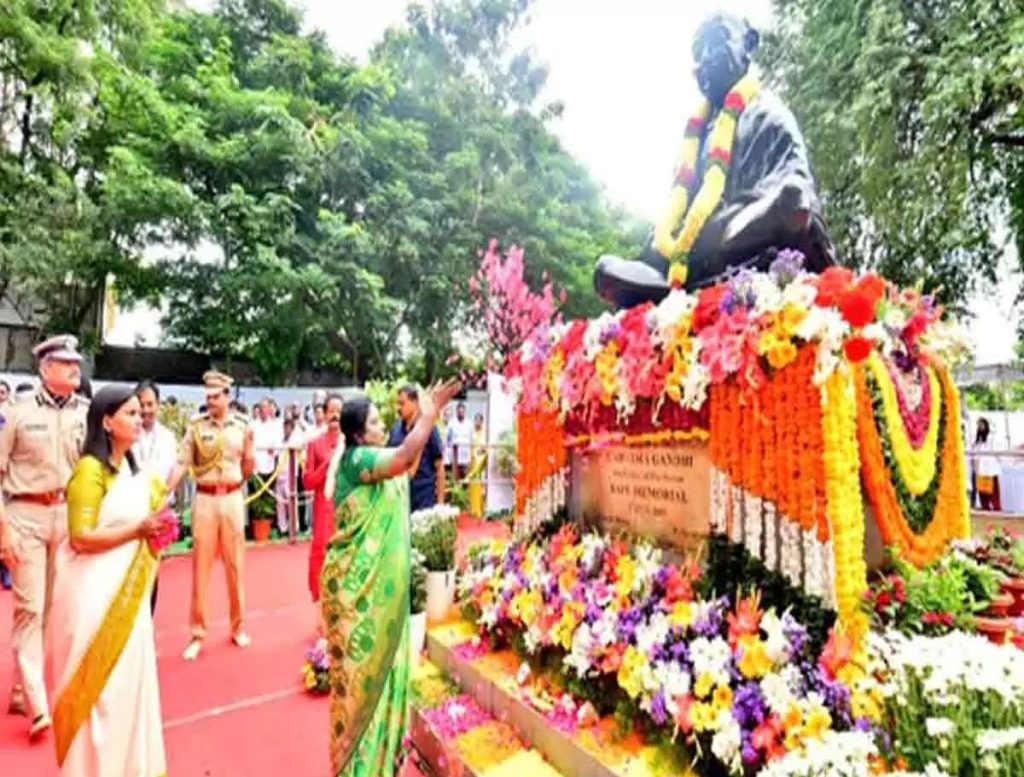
[424,622,694,777]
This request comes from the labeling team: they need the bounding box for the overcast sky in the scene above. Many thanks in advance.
[112,0,1017,364]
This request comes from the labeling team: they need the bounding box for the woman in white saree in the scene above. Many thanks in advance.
[48,385,175,776]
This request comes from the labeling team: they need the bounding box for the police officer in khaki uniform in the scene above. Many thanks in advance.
[0,335,88,740]
[167,370,255,661]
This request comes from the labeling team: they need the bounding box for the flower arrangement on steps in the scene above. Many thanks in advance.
[457,525,1024,775]
[504,255,972,642]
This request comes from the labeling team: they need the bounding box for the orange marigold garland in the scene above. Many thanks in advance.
[852,362,969,567]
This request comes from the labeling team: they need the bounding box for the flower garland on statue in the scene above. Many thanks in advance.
[653,73,761,289]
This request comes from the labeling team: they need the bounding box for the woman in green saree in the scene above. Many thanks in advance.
[322,381,459,776]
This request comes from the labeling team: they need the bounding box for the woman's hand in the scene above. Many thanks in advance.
[421,378,462,418]
[138,514,168,540]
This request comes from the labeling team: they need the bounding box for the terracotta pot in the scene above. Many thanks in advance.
[252,517,272,542]
[1000,577,1024,616]
[985,592,1014,618]
[974,616,1014,645]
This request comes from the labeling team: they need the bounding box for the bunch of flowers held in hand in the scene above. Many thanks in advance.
[302,639,330,695]
[459,526,882,774]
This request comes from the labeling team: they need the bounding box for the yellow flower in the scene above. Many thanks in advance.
[803,704,832,741]
[615,555,636,599]
[712,684,733,713]
[303,672,316,690]
[552,602,583,650]
[511,590,542,626]
[759,332,799,370]
[558,567,577,593]
[617,646,647,700]
[737,634,773,679]
[781,702,802,732]
[694,672,714,700]
[668,600,693,629]
[689,702,714,733]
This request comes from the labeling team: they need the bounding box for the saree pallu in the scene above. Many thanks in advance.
[321,445,411,776]
[48,468,166,777]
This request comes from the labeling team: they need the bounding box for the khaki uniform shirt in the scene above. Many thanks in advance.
[0,389,88,499]
[179,411,250,486]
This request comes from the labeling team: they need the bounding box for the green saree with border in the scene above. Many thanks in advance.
[321,445,411,777]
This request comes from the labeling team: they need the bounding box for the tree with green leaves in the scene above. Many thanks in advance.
[763,0,1023,314]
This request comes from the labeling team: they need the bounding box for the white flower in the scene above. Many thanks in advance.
[925,717,955,738]
[781,276,818,309]
[689,636,731,686]
[635,612,671,660]
[976,726,1024,752]
[564,623,595,678]
[760,610,791,663]
[760,670,797,715]
[710,716,742,771]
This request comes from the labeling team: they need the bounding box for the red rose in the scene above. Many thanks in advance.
[875,590,892,609]
[814,267,854,307]
[901,311,929,347]
[840,289,878,328]
[857,273,886,303]
[693,285,727,331]
[843,335,873,362]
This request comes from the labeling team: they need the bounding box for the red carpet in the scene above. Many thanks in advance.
[1,543,330,776]
[1,522,508,775]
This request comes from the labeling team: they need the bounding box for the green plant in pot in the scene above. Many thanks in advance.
[248,478,276,542]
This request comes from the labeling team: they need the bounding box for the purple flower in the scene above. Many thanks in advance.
[650,691,669,726]
[599,320,622,345]
[781,612,808,656]
[584,601,603,624]
[732,682,766,728]
[670,640,689,662]
[769,250,805,284]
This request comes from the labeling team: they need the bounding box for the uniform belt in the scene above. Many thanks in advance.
[11,490,67,506]
[196,481,242,496]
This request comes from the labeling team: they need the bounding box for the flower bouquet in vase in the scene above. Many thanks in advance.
[411,506,458,624]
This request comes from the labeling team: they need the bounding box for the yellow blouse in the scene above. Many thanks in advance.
[66,455,116,539]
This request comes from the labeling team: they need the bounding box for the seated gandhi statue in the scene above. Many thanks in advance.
[594,13,837,309]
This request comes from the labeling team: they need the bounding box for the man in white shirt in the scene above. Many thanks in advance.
[134,379,180,614]
[250,398,283,479]
[134,380,179,484]
[448,402,474,481]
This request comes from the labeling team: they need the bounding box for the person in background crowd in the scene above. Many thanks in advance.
[0,380,10,405]
[167,370,255,661]
[15,382,34,403]
[439,407,453,471]
[277,410,307,536]
[389,384,445,511]
[229,399,248,416]
[133,379,179,614]
[302,393,343,631]
[48,384,170,775]
[313,402,326,434]
[974,417,1002,511]
[0,335,89,740]
[165,395,178,408]
[472,412,486,463]
[448,402,473,481]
